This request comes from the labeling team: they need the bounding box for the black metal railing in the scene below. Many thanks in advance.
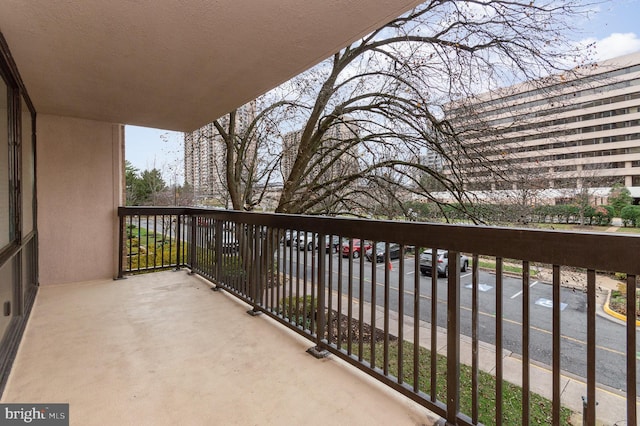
[118,206,639,425]
[118,207,189,275]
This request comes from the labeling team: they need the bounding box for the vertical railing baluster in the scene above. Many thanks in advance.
[207,218,213,279]
[161,214,166,268]
[586,269,596,426]
[397,245,405,384]
[496,257,503,426]
[168,214,174,268]
[295,230,301,326]
[383,242,390,377]
[337,236,344,349]
[127,215,133,273]
[139,214,144,271]
[176,214,182,270]
[288,231,293,323]
[254,225,262,311]
[117,211,125,278]
[348,239,354,356]
[358,238,365,361]
[430,248,438,402]
[310,233,316,334]
[276,229,283,315]
[189,214,197,274]
[201,218,206,277]
[446,250,461,424]
[471,253,479,424]
[552,265,561,424]
[327,235,334,345]
[522,260,530,425]
[175,214,181,269]
[310,233,326,357]
[269,228,275,312]
[151,214,156,269]
[414,250,420,394]
[302,233,308,329]
[626,274,637,426]
[370,241,377,367]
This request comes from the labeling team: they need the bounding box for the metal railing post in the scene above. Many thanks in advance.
[626,274,637,426]
[247,224,262,316]
[189,213,197,274]
[116,210,125,279]
[174,214,182,270]
[308,233,328,358]
[446,250,461,425]
[213,220,223,289]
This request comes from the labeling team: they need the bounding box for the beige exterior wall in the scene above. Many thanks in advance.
[37,114,123,285]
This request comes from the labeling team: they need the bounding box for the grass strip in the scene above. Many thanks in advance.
[355,340,572,425]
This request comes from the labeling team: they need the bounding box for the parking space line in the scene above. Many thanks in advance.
[510,280,538,299]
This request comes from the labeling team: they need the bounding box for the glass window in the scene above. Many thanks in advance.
[21,97,34,236]
[0,260,13,335]
[0,79,8,249]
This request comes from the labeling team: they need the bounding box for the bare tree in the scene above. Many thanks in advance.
[204,1,595,218]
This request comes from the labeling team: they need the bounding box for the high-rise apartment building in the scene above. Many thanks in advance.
[281,119,360,183]
[443,51,640,198]
[185,102,256,205]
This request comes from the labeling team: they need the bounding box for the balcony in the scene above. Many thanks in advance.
[2,271,436,425]
[3,206,639,425]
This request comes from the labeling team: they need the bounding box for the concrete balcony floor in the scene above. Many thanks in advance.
[1,271,438,426]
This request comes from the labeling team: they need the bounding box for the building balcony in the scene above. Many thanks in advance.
[6,207,636,425]
[2,270,436,425]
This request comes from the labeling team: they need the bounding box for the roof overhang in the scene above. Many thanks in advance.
[0,0,422,132]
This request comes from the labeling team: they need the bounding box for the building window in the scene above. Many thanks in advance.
[0,75,8,249]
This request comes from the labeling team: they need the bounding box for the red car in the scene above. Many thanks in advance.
[341,239,372,258]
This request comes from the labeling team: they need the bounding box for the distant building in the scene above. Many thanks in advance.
[419,150,444,172]
[184,102,256,205]
[443,51,640,201]
[281,118,360,183]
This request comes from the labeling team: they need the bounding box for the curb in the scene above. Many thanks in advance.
[603,289,640,327]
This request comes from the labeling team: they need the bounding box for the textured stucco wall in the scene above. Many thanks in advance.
[37,114,123,285]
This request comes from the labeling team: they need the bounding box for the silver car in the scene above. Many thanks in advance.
[294,232,318,251]
[419,249,468,277]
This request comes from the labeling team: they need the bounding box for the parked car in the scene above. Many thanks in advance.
[326,235,341,253]
[365,242,401,262]
[205,229,239,253]
[294,232,318,251]
[341,239,372,258]
[419,249,468,277]
[283,230,298,246]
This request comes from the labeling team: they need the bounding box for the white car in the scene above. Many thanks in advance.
[419,249,468,277]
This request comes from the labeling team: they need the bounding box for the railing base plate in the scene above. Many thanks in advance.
[247,309,262,317]
[306,346,329,359]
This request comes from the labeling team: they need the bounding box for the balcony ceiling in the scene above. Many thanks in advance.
[0,0,422,132]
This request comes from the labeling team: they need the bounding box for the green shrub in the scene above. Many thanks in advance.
[620,205,640,227]
[592,205,614,226]
[609,183,633,216]
[614,272,627,281]
[279,296,316,329]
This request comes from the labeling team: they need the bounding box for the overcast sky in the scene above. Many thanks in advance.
[125,0,640,181]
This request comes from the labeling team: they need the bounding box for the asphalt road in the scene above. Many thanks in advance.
[279,248,640,393]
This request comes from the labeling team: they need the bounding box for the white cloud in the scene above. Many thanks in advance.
[579,32,640,61]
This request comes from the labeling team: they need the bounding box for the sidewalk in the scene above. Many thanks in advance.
[327,285,637,425]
